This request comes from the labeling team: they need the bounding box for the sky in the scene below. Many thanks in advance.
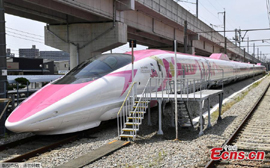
[177,0,270,61]
[5,0,270,62]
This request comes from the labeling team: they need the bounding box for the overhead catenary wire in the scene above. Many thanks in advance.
[196,28,270,33]
[199,1,222,23]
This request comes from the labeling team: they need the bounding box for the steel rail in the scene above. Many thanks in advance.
[4,135,80,162]
[205,82,270,168]
[0,135,37,152]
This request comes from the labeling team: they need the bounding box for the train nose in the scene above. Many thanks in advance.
[5,82,90,133]
[5,119,29,133]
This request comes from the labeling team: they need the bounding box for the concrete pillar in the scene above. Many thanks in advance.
[69,44,78,67]
[179,46,195,55]
[45,22,127,69]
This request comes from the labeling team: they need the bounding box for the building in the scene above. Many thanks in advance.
[6,49,15,57]
[7,57,54,75]
[19,45,39,58]
[54,60,70,74]
[40,51,70,61]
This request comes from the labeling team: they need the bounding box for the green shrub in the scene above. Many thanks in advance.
[14,77,30,89]
[15,77,30,86]
[7,82,14,90]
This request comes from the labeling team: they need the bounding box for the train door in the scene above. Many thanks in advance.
[155,60,164,89]
[149,60,163,90]
[205,59,211,81]
[201,61,206,81]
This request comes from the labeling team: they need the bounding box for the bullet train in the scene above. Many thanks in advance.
[5,49,265,134]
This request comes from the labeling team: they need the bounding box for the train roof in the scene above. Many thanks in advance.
[124,49,262,66]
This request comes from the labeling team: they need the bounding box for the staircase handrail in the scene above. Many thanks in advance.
[132,78,151,113]
[117,82,137,139]
[131,78,151,139]
[117,82,137,116]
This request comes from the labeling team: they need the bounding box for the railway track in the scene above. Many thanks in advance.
[205,82,270,167]
[0,134,81,162]
[0,120,115,163]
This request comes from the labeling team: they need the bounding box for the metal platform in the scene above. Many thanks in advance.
[138,89,224,136]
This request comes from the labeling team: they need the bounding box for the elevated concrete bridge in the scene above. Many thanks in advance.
[4,0,260,68]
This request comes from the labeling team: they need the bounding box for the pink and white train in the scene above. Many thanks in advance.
[5,49,265,134]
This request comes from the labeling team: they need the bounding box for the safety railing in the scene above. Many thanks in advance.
[145,68,225,101]
[117,82,137,139]
[148,77,208,101]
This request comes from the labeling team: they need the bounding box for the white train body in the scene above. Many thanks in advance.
[5,49,265,134]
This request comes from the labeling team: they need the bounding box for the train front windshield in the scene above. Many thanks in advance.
[54,54,132,84]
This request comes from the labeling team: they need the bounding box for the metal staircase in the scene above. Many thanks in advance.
[119,100,149,140]
[117,80,151,140]
[176,101,194,127]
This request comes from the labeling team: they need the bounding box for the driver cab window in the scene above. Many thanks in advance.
[53,54,132,84]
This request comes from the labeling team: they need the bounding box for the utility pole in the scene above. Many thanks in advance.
[235,29,238,46]
[223,10,226,54]
[0,0,7,135]
[238,29,241,48]
[253,43,255,57]
[257,48,259,59]
[184,20,188,53]
[247,37,249,54]
[196,0,198,18]
[218,10,226,54]
[243,48,246,62]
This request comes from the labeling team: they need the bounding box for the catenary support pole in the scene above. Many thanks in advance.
[224,10,227,54]
[184,21,188,53]
[196,0,198,18]
[247,37,249,54]
[174,40,178,140]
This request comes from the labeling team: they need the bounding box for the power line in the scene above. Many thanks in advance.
[6,30,44,41]
[175,1,215,27]
[196,28,270,33]
[6,27,44,37]
[228,44,270,48]
[6,33,44,44]
[206,0,235,30]
[199,1,222,23]
[241,38,270,42]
